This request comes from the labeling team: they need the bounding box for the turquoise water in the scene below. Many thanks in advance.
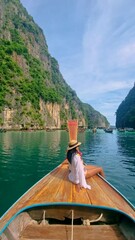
[0,129,135,217]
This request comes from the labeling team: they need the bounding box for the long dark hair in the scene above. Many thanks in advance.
[67,148,77,164]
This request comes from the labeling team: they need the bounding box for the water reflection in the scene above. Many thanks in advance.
[81,129,135,207]
[0,130,69,216]
[0,129,135,216]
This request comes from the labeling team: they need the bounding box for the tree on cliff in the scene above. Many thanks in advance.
[0,0,109,129]
[116,83,135,129]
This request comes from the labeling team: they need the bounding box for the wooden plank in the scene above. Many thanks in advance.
[71,184,91,204]
[92,175,135,219]
[20,224,127,240]
[1,161,135,234]
[86,177,117,208]
[0,164,64,231]
[26,168,68,204]
[53,172,73,202]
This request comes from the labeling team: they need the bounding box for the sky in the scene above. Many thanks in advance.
[20,0,135,125]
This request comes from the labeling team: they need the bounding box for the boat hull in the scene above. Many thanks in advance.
[0,161,135,239]
[1,203,135,240]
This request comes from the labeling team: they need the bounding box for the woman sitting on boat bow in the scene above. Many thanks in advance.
[67,140,105,191]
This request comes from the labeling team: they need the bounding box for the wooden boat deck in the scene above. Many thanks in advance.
[0,161,135,232]
[20,224,127,240]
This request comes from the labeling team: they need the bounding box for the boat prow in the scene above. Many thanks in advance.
[0,161,135,239]
[1,203,135,240]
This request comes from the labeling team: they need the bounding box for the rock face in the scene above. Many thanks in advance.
[0,0,109,130]
[3,108,16,129]
[116,84,135,129]
[39,100,61,129]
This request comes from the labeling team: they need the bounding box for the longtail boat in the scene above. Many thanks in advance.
[0,160,135,240]
[0,120,135,239]
[104,128,113,133]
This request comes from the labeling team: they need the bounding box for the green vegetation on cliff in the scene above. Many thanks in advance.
[0,0,109,129]
[116,85,135,129]
[82,103,109,128]
[0,36,61,110]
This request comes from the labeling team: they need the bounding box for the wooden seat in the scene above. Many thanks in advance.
[20,224,127,240]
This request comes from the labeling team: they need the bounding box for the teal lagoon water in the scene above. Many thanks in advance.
[0,129,135,217]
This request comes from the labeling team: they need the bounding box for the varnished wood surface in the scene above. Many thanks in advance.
[20,224,127,240]
[0,161,135,232]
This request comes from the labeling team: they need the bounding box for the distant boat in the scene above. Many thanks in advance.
[1,120,135,239]
[126,128,135,132]
[117,128,125,132]
[78,127,86,133]
[92,128,97,133]
[104,128,113,133]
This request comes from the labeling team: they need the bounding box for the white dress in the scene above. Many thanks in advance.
[68,153,91,190]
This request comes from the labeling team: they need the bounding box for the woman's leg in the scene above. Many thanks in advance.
[85,166,105,178]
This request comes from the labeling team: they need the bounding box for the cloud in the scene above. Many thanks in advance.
[76,79,133,101]
[20,0,135,125]
[117,42,135,66]
[81,0,135,73]
[69,1,135,106]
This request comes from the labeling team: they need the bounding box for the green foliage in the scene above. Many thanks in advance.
[0,0,108,128]
[51,57,80,103]
[116,86,135,129]
[82,103,109,128]
[0,39,23,109]
[0,118,2,124]
[0,38,61,112]
[11,13,41,43]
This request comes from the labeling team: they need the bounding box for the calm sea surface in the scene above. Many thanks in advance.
[0,129,135,217]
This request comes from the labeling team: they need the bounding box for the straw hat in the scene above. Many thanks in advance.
[67,140,81,151]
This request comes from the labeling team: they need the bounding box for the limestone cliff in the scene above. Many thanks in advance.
[0,0,109,130]
[116,84,135,129]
